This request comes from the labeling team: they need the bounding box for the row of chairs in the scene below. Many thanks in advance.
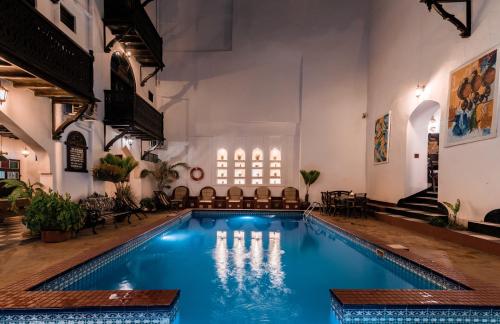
[154,186,301,210]
[320,191,368,216]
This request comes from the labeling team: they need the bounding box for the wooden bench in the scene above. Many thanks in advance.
[80,194,131,234]
[468,209,500,238]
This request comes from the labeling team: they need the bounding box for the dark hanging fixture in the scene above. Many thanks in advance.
[420,0,471,38]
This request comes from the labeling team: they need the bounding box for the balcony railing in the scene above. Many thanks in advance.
[103,0,164,68]
[0,0,95,102]
[104,90,164,141]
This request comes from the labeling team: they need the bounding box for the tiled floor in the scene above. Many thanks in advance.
[0,216,31,250]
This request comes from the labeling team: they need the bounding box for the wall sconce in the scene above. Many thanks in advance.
[126,50,132,57]
[0,83,8,107]
[21,147,30,158]
[416,84,426,98]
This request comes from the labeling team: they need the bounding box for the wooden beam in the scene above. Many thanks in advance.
[0,70,34,78]
[34,89,71,97]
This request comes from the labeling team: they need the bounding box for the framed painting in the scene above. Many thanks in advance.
[446,48,499,147]
[374,112,391,165]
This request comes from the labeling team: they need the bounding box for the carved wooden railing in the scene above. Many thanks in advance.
[104,90,164,140]
[103,0,163,68]
[0,0,95,101]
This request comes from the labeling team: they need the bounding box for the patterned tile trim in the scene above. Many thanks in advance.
[191,210,304,218]
[308,216,465,290]
[331,296,500,323]
[0,306,178,324]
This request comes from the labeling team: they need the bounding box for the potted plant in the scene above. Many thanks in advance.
[140,161,189,191]
[23,190,84,243]
[443,199,461,226]
[0,179,44,212]
[140,197,157,212]
[300,170,321,203]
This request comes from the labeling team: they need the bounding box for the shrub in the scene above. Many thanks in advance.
[23,190,84,233]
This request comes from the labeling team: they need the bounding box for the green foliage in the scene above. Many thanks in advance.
[23,190,84,233]
[300,170,321,186]
[141,161,189,191]
[429,217,449,228]
[443,199,461,225]
[0,179,44,212]
[93,154,138,183]
[140,197,156,210]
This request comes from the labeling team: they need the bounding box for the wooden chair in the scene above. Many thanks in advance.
[171,186,189,209]
[226,186,243,209]
[121,196,147,220]
[254,187,271,209]
[282,187,299,209]
[154,191,172,210]
[198,186,216,208]
[351,193,368,217]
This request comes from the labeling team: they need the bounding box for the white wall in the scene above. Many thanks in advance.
[367,0,500,221]
[158,0,369,201]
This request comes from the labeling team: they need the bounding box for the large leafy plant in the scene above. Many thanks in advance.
[300,170,321,203]
[0,179,44,211]
[93,154,139,201]
[140,161,189,191]
[23,190,84,233]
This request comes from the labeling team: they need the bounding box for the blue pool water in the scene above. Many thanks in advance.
[62,212,442,323]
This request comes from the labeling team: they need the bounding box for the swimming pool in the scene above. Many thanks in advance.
[31,211,469,324]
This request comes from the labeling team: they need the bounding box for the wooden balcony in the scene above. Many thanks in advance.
[0,0,95,104]
[103,0,164,69]
[104,90,164,150]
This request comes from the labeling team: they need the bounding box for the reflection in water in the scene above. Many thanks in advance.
[269,231,284,289]
[214,231,228,288]
[118,280,133,290]
[212,230,286,292]
[233,231,246,290]
[250,231,263,278]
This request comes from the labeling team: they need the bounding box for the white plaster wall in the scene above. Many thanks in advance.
[367,0,500,221]
[158,0,369,201]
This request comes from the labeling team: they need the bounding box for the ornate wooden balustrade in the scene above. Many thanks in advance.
[0,0,95,103]
[103,0,164,86]
[103,90,164,151]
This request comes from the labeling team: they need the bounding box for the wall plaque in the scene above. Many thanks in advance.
[65,131,88,172]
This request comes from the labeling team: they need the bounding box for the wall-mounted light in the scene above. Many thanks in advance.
[126,50,132,57]
[0,83,8,107]
[416,84,426,98]
[21,147,30,158]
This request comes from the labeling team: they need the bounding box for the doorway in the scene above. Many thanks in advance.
[405,100,440,196]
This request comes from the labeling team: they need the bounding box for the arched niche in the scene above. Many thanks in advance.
[405,100,440,196]
[110,51,136,93]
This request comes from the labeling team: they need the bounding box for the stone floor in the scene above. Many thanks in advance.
[1,210,499,290]
[0,216,30,250]
[316,213,500,288]
[0,211,178,289]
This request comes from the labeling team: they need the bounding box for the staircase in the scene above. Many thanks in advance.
[369,188,448,223]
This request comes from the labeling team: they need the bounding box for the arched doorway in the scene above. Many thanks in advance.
[405,100,440,196]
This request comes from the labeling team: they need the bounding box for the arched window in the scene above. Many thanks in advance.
[251,148,264,185]
[270,148,281,185]
[234,148,246,185]
[216,148,228,184]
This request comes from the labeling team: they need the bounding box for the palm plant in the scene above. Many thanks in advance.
[0,179,44,211]
[443,199,461,226]
[140,161,189,191]
[300,170,321,203]
[93,154,138,200]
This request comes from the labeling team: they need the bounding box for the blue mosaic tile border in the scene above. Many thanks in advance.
[307,216,466,290]
[191,210,304,218]
[0,306,178,324]
[331,296,500,323]
[34,212,191,291]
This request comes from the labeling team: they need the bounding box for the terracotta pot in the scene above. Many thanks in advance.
[41,230,71,243]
